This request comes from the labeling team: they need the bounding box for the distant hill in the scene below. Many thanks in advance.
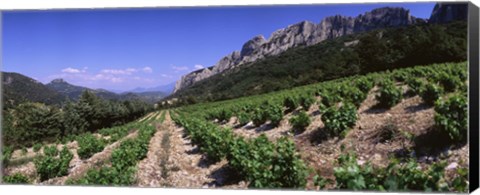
[120,91,168,103]
[1,72,168,109]
[2,72,66,109]
[46,78,166,104]
[126,82,175,95]
[46,78,120,101]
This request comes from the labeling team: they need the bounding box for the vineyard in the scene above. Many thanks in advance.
[2,62,469,192]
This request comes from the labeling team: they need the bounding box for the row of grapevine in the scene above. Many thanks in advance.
[332,152,468,191]
[170,62,468,191]
[34,145,74,181]
[178,62,465,117]
[172,113,309,188]
[2,111,165,185]
[68,114,163,185]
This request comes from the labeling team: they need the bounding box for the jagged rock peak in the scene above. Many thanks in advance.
[173,6,418,93]
[351,7,416,32]
[241,35,266,57]
[429,2,468,24]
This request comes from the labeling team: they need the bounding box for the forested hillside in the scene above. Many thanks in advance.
[2,90,153,149]
[46,78,120,101]
[2,72,66,109]
[169,21,466,105]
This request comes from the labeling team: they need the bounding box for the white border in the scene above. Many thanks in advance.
[0,0,478,195]
[0,0,470,10]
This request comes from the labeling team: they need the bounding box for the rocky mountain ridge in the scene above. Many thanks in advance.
[173,6,420,93]
[429,2,468,24]
[173,3,469,93]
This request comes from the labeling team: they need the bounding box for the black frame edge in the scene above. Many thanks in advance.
[469,1,479,193]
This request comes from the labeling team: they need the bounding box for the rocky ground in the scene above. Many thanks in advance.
[4,129,140,185]
[135,112,248,189]
[3,87,468,189]
[220,85,469,189]
[3,113,155,184]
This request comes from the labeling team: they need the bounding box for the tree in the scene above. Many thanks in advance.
[4,102,63,147]
[356,31,389,73]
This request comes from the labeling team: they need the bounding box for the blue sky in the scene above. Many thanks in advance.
[2,2,435,91]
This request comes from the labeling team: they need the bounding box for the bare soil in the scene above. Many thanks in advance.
[4,85,469,189]
[136,119,168,186]
[135,112,248,189]
[220,85,469,189]
[4,129,139,185]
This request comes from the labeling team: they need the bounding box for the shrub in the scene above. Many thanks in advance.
[264,103,284,127]
[321,92,342,107]
[434,94,467,142]
[271,137,309,188]
[289,111,311,133]
[451,66,467,82]
[410,68,430,77]
[252,107,267,127]
[420,83,444,106]
[392,71,409,82]
[342,86,367,107]
[451,167,469,192]
[206,110,220,121]
[3,173,30,184]
[313,174,331,189]
[110,124,155,170]
[321,103,357,138]
[334,153,451,191]
[227,135,308,188]
[237,111,252,126]
[231,134,275,188]
[406,78,425,95]
[218,109,233,122]
[43,145,58,156]
[225,136,250,179]
[376,80,402,108]
[21,147,28,155]
[384,160,448,191]
[33,143,42,152]
[437,72,462,92]
[72,166,136,186]
[200,127,235,162]
[34,146,73,181]
[299,94,315,110]
[356,78,374,92]
[334,153,381,190]
[77,133,106,160]
[2,146,13,166]
[284,96,299,112]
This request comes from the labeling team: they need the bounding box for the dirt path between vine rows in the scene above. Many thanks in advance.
[138,112,157,122]
[136,114,168,187]
[136,111,248,189]
[155,111,164,120]
[40,129,140,185]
